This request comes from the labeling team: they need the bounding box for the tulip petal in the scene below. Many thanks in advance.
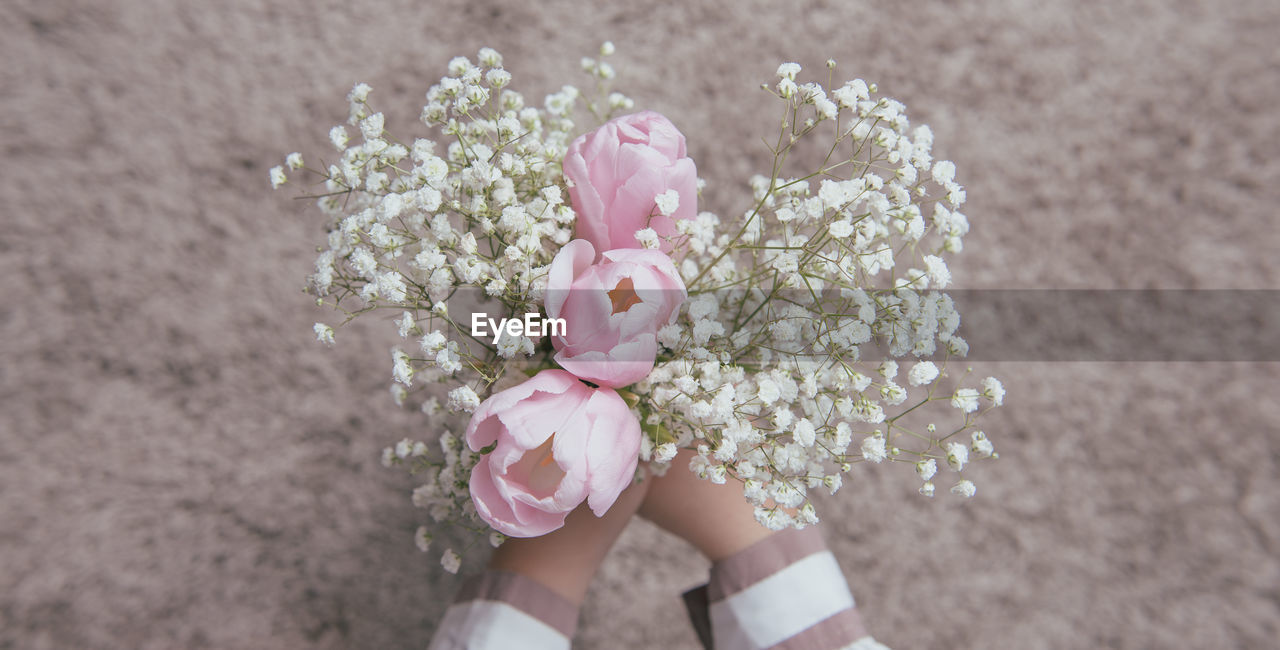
[563,112,697,255]
[610,147,671,249]
[465,370,583,452]
[582,389,643,516]
[493,452,581,535]
[554,267,617,353]
[545,239,597,321]
[664,158,698,219]
[554,334,657,388]
[470,459,556,538]
[496,387,587,450]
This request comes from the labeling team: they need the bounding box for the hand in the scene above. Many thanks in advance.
[637,448,775,561]
[487,474,650,605]
[486,446,779,604]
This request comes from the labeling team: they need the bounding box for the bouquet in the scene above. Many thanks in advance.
[273,44,1003,573]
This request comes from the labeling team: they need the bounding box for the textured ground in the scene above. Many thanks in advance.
[3,1,1278,648]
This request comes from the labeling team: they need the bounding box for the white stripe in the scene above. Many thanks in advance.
[842,636,892,650]
[427,600,570,650]
[709,551,856,649]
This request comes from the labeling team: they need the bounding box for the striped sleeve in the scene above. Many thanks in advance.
[684,526,888,650]
[428,570,578,650]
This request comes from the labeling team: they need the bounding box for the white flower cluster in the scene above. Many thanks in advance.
[284,52,1004,564]
[635,356,1003,528]
[381,402,496,572]
[280,47,637,403]
[280,46,635,568]
[633,61,1000,528]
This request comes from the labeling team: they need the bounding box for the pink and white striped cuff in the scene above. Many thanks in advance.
[428,570,578,650]
[684,527,888,650]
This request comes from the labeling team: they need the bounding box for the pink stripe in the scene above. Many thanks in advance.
[453,570,579,637]
[707,526,827,602]
[768,608,868,649]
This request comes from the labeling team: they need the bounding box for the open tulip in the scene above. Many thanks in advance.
[563,111,698,254]
[545,239,686,388]
[466,369,642,538]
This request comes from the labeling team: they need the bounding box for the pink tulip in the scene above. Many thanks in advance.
[563,111,698,254]
[466,369,642,538]
[545,239,686,388]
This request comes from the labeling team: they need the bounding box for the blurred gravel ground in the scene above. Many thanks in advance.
[2,1,1277,648]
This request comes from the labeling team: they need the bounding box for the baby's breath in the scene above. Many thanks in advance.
[279,46,631,566]
[281,52,1004,561]
[631,61,1000,529]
